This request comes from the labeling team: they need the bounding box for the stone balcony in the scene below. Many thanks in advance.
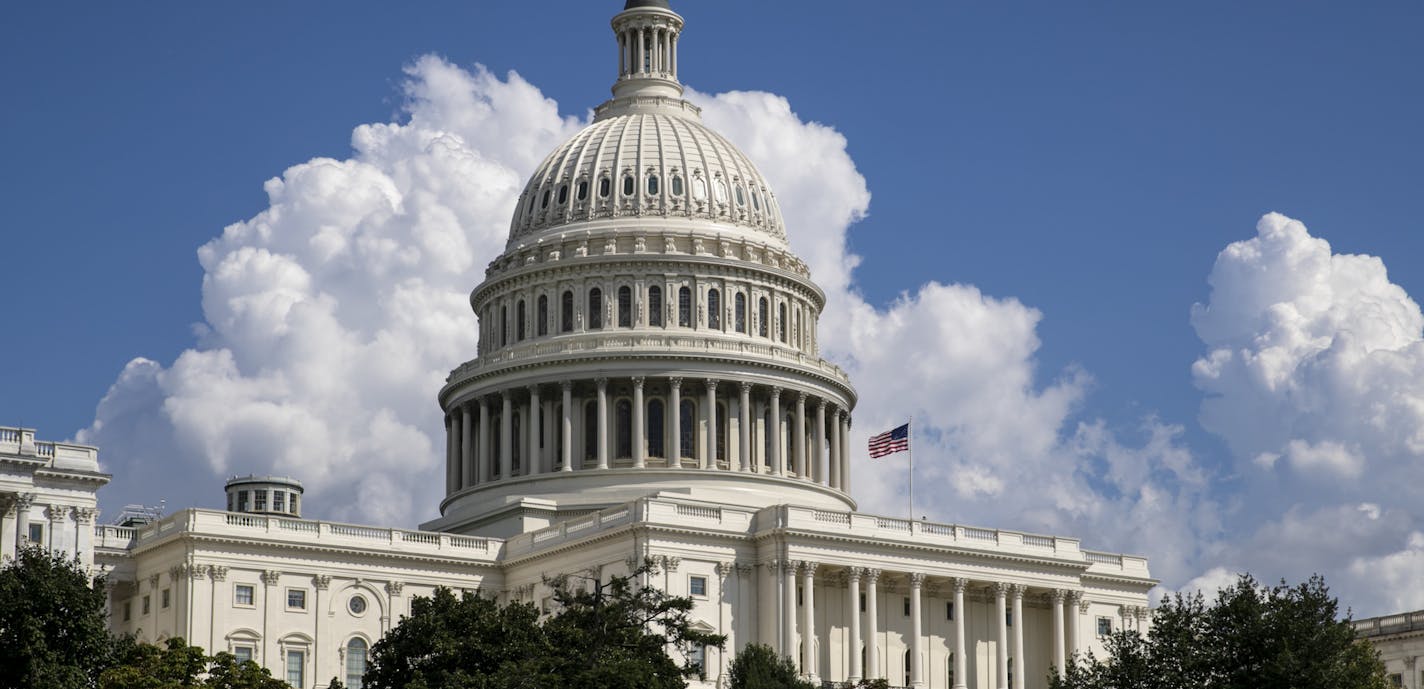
[100,508,503,565]
[0,425,103,474]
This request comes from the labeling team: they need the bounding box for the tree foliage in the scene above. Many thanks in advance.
[98,637,289,689]
[365,561,725,689]
[726,643,813,689]
[0,546,114,689]
[1051,574,1390,689]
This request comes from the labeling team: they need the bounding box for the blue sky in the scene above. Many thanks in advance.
[3,1,1423,612]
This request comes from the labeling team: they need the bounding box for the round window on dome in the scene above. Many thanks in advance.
[622,175,635,197]
[557,184,569,205]
[671,175,684,196]
[647,175,659,195]
[577,180,588,201]
[349,595,367,616]
[599,177,611,198]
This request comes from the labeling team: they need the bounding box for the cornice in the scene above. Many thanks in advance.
[125,531,501,570]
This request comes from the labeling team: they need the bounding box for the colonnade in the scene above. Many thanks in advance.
[769,562,1096,689]
[444,377,852,496]
[0,493,96,569]
[617,20,679,81]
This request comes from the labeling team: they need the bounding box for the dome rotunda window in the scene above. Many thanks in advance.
[618,286,632,328]
[599,177,611,198]
[758,298,769,338]
[541,190,551,209]
[714,179,728,204]
[622,175,635,197]
[752,191,761,211]
[708,289,721,330]
[647,399,665,459]
[588,288,604,330]
[735,293,747,333]
[692,177,707,201]
[537,295,549,337]
[577,180,589,201]
[557,184,569,205]
[561,291,574,333]
[671,175,684,196]
[648,286,664,327]
[678,287,692,328]
[647,175,659,195]
[735,186,745,206]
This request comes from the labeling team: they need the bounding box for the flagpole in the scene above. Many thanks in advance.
[908,417,914,521]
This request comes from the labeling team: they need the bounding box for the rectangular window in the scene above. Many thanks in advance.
[1007,611,1014,627]
[287,588,307,610]
[286,649,305,688]
[1388,674,1402,688]
[859,592,866,612]
[254,490,267,512]
[234,646,254,664]
[235,584,255,606]
[123,601,132,622]
[797,587,803,607]
[142,595,151,615]
[689,575,707,598]
[903,597,911,617]
[161,589,171,609]
[946,601,955,621]
[237,491,249,512]
[27,523,43,543]
[1097,616,1113,637]
[273,491,285,513]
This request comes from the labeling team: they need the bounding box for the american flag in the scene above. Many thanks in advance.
[868,423,910,458]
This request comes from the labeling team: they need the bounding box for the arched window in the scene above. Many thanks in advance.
[561,291,574,333]
[735,185,745,206]
[500,306,508,346]
[904,649,911,686]
[679,398,695,458]
[541,189,551,209]
[647,175,660,195]
[671,175,684,196]
[588,288,603,330]
[622,175,635,197]
[618,286,632,328]
[792,308,799,348]
[557,184,569,205]
[517,300,526,341]
[491,413,503,477]
[735,293,747,333]
[647,399,665,458]
[537,295,548,337]
[599,177,611,198]
[584,402,598,462]
[752,190,761,211]
[692,176,707,201]
[616,399,632,458]
[778,303,788,343]
[577,180,589,201]
[678,287,692,328]
[707,289,721,330]
[649,286,664,327]
[758,298,769,338]
[512,411,522,474]
[346,638,368,689]
[714,179,728,204]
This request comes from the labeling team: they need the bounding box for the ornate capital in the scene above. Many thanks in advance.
[668,376,682,390]
[14,493,34,510]
[993,581,1010,597]
[705,379,718,392]
[801,561,819,577]
[1010,583,1025,600]
[1078,597,1091,613]
[863,567,881,584]
[769,386,782,400]
[72,507,98,525]
[797,391,808,404]
[148,573,161,589]
[595,377,608,390]
[631,376,644,389]
[817,399,828,411]
[385,580,405,597]
[559,380,573,393]
[528,384,540,396]
[45,504,68,522]
[660,555,680,573]
[908,572,925,588]
[207,565,228,582]
[734,562,754,577]
[715,562,734,580]
[847,567,863,584]
[950,577,968,594]
[739,381,753,394]
[260,570,282,586]
[1051,588,1067,603]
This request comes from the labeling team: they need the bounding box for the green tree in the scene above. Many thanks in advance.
[98,637,288,689]
[1051,574,1390,689]
[726,643,813,689]
[0,545,114,689]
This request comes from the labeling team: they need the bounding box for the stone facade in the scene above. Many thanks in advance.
[1356,611,1424,688]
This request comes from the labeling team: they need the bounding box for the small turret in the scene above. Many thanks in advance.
[225,475,304,517]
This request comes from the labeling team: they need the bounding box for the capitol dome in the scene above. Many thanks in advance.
[431,0,858,538]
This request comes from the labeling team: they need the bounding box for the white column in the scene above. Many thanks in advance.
[444,415,457,493]
[543,397,556,473]
[1052,589,1067,674]
[910,573,925,688]
[461,406,475,487]
[618,31,625,76]
[802,562,818,681]
[738,382,752,472]
[996,583,1009,689]
[500,392,513,479]
[528,386,542,475]
[839,413,852,495]
[952,578,968,689]
[669,377,682,467]
[596,378,609,470]
[632,377,646,468]
[814,401,826,484]
[73,508,96,571]
[636,28,645,74]
[783,561,797,659]
[670,32,678,78]
[15,495,32,548]
[0,498,17,561]
[561,382,574,472]
[829,406,842,489]
[770,387,784,476]
[478,397,491,481]
[793,392,807,479]
[705,380,718,469]
[1012,585,1025,689]
[848,568,863,683]
[865,569,881,680]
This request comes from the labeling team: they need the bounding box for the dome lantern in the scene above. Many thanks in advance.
[606,0,685,109]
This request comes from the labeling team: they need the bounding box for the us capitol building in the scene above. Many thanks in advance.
[0,2,1154,687]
